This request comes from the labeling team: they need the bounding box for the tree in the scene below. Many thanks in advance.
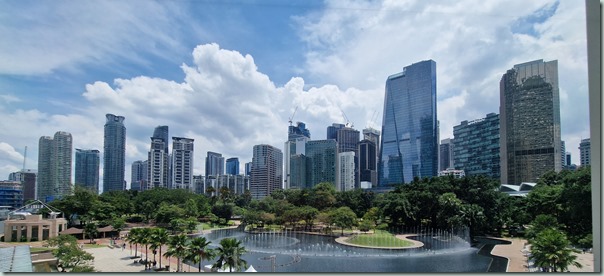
[376,192,415,227]
[309,182,337,210]
[139,227,153,269]
[530,228,582,272]
[46,234,94,272]
[164,234,189,272]
[184,198,199,218]
[155,203,186,225]
[83,221,98,244]
[362,207,380,229]
[329,207,358,235]
[211,202,234,224]
[151,227,169,269]
[126,228,142,257]
[213,238,248,272]
[111,217,126,238]
[525,214,560,241]
[189,236,215,272]
[300,206,319,231]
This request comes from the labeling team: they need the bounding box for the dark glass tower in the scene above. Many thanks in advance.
[288,122,311,140]
[226,157,240,175]
[500,59,561,184]
[379,60,438,186]
[103,114,126,192]
[75,149,100,193]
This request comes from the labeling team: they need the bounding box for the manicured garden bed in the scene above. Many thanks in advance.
[346,230,413,247]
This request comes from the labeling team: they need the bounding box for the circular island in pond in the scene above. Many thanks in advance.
[335,231,424,249]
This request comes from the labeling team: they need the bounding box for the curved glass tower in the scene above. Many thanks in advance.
[379,60,438,186]
[103,114,126,192]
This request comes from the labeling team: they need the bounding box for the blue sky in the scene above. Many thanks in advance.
[0,0,591,189]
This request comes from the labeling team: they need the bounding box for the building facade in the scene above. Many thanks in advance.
[305,139,339,189]
[130,160,147,191]
[327,123,345,140]
[205,152,225,177]
[37,132,72,202]
[500,59,561,184]
[9,170,36,202]
[358,139,377,187]
[453,113,500,179]
[379,60,438,186]
[288,121,311,140]
[103,114,126,192]
[0,181,23,208]
[148,137,169,189]
[245,162,252,176]
[338,151,355,192]
[284,136,309,189]
[226,157,240,175]
[250,144,283,199]
[439,138,454,171]
[579,138,591,167]
[74,149,100,193]
[171,137,194,190]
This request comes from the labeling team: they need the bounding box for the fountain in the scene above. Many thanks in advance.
[195,226,501,272]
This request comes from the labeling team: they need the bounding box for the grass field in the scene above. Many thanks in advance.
[346,230,414,247]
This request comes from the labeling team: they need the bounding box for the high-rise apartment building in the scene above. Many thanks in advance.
[250,144,283,199]
[148,137,169,189]
[305,139,339,189]
[226,157,240,175]
[245,162,252,176]
[103,114,126,192]
[379,60,438,186]
[131,160,147,191]
[453,113,500,179]
[172,137,194,190]
[500,59,561,184]
[439,138,454,171]
[37,131,72,202]
[205,152,224,177]
[338,151,355,192]
[75,149,100,193]
[152,126,170,186]
[284,137,308,189]
[561,141,566,167]
[566,152,572,167]
[579,138,591,167]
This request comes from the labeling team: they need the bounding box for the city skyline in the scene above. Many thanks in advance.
[0,1,591,188]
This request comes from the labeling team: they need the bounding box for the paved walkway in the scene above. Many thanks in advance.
[490,237,594,272]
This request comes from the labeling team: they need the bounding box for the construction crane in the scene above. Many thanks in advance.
[340,108,354,128]
[288,106,298,126]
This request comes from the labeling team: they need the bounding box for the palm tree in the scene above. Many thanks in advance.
[530,228,583,272]
[164,234,188,272]
[188,237,215,272]
[126,228,141,257]
[212,238,247,272]
[151,227,169,269]
[139,227,153,269]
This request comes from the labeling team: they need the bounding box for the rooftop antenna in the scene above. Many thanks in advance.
[288,106,298,126]
[22,146,27,171]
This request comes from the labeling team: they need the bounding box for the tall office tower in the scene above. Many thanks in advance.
[560,141,567,167]
[9,169,36,202]
[37,136,53,201]
[379,60,438,186]
[358,139,377,187]
[305,139,339,189]
[579,138,591,167]
[131,160,147,191]
[338,151,355,192]
[337,127,360,187]
[226,157,240,175]
[284,137,309,189]
[566,152,572,167]
[362,127,380,186]
[74,149,100,193]
[250,144,283,199]
[245,162,252,176]
[152,126,170,186]
[205,152,225,177]
[37,132,73,202]
[500,59,561,184]
[363,128,380,147]
[288,121,311,140]
[327,123,345,140]
[172,137,194,190]
[103,114,126,192]
[453,113,500,179]
[148,137,169,189]
[439,138,454,171]
[289,154,307,189]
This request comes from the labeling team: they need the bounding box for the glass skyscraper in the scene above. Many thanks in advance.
[75,149,100,193]
[226,157,240,175]
[379,60,438,186]
[305,139,339,189]
[103,114,126,192]
[205,151,224,177]
[500,59,561,184]
[37,131,73,201]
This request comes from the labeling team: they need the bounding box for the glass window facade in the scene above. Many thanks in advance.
[379,60,438,185]
[103,114,126,192]
[452,113,500,179]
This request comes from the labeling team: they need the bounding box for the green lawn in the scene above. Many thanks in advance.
[29,247,52,253]
[346,230,414,248]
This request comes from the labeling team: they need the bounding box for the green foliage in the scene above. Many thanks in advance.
[530,228,582,272]
[525,214,559,241]
[46,234,94,272]
[212,238,248,272]
[347,230,413,247]
[309,182,337,210]
[329,206,358,235]
[155,203,186,224]
[211,202,234,223]
[188,236,215,272]
[164,234,189,272]
[184,198,199,218]
[336,189,375,217]
[83,221,98,243]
